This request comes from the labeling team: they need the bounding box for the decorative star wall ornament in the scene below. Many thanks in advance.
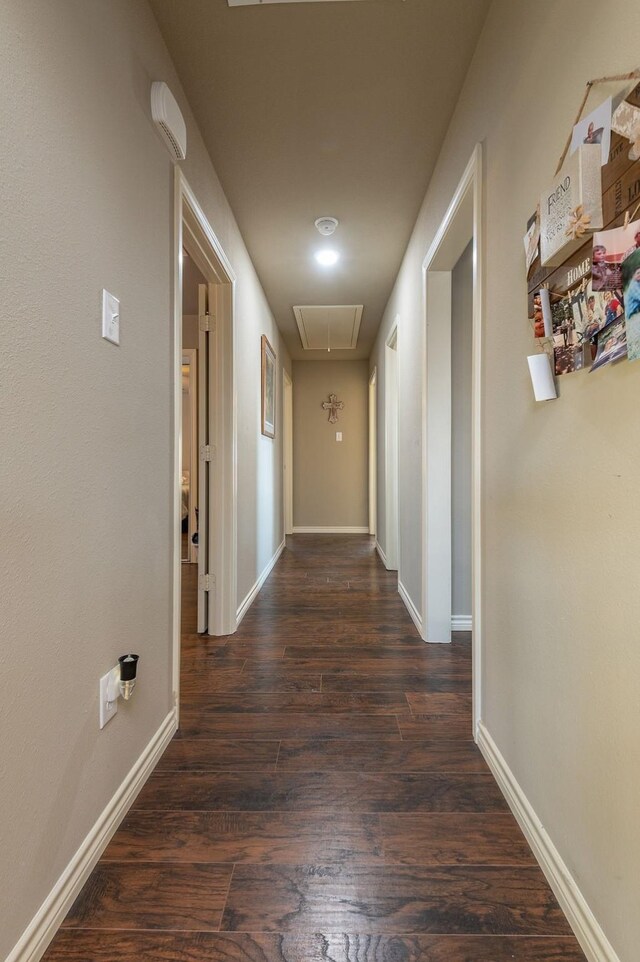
[322,393,344,423]
[565,204,592,240]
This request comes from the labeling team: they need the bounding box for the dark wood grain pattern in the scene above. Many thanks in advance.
[181,692,412,715]
[43,931,589,961]
[105,812,381,863]
[44,536,584,962]
[220,864,573,934]
[181,655,248,672]
[176,711,399,739]
[283,647,466,669]
[322,672,470,692]
[405,693,473,715]
[277,737,488,772]
[61,862,232,931]
[134,770,511,813]
[181,669,323,694]
[157,739,280,772]
[182,642,287,661]
[104,811,534,866]
[397,714,474,740]
[375,813,537,865]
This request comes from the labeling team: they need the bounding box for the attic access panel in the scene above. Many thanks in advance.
[293,304,363,351]
[228,0,367,5]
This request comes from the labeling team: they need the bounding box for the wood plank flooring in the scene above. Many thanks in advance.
[43,535,586,961]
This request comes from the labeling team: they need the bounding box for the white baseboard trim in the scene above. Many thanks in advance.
[452,615,472,631]
[375,541,388,566]
[8,709,177,962]
[292,526,370,534]
[476,721,620,962]
[236,538,285,626]
[398,579,423,636]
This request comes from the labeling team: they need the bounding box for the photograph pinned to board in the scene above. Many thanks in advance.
[583,281,624,341]
[590,316,627,371]
[571,96,612,166]
[551,294,588,375]
[592,219,640,291]
[523,209,540,273]
[532,288,553,338]
[622,245,640,361]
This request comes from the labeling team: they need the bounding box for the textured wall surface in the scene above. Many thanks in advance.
[370,2,640,958]
[292,360,369,528]
[0,2,288,957]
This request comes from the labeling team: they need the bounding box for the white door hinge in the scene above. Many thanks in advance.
[199,314,215,333]
[199,573,215,592]
[200,444,214,462]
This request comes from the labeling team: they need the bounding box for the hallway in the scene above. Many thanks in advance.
[44,536,584,961]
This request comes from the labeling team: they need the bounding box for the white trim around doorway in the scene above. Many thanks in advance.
[368,367,377,537]
[420,143,483,735]
[283,368,293,536]
[173,168,238,717]
[383,322,399,572]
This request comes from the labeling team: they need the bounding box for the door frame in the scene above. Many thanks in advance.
[173,168,237,715]
[368,367,377,537]
[181,348,198,565]
[420,143,483,735]
[283,368,293,536]
[384,323,399,570]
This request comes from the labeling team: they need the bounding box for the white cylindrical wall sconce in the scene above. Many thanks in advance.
[527,353,557,401]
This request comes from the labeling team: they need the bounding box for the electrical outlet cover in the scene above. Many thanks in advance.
[99,667,119,729]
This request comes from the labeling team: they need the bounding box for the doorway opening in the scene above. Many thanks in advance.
[283,369,293,537]
[179,253,205,638]
[421,144,483,733]
[383,324,399,571]
[368,367,377,537]
[451,242,473,634]
[181,346,198,567]
[173,170,237,715]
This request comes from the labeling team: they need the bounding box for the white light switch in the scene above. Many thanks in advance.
[102,290,120,345]
[99,666,119,729]
[336,432,342,442]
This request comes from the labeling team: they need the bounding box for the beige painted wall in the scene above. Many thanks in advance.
[292,360,368,529]
[0,2,288,958]
[371,1,640,957]
[451,242,473,618]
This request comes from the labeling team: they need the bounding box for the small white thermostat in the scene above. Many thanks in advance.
[102,290,120,345]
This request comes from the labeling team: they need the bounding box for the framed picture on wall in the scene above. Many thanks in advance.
[261,334,276,438]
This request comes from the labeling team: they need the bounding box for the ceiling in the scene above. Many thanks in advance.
[149,0,490,359]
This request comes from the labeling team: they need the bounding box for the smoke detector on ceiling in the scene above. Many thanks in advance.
[151,82,187,162]
[315,216,339,236]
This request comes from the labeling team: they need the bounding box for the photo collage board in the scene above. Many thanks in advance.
[526,80,640,377]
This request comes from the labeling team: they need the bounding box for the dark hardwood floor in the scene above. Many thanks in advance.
[43,535,585,961]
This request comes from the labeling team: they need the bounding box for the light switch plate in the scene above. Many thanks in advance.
[99,666,119,729]
[102,289,120,345]
[336,432,343,442]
